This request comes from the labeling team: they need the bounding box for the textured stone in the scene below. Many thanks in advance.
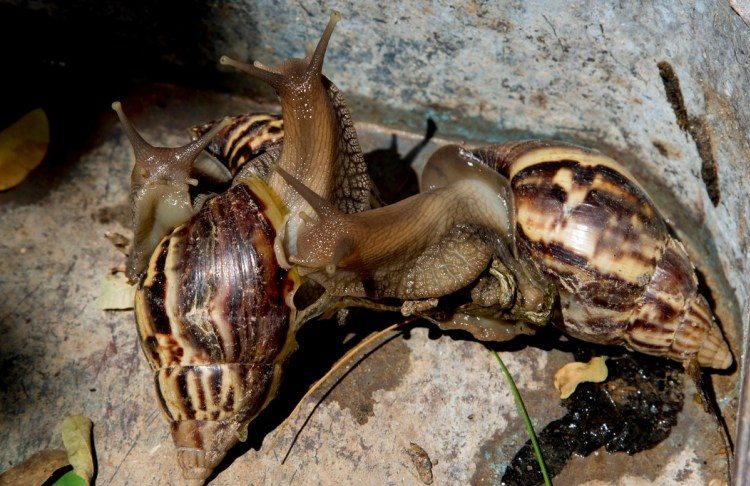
[0,1,748,484]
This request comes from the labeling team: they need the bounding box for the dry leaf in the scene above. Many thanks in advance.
[405,442,434,485]
[0,108,49,191]
[98,272,136,310]
[60,415,94,485]
[0,449,68,485]
[554,356,608,399]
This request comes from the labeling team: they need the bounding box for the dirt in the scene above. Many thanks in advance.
[657,60,720,206]
[326,336,411,425]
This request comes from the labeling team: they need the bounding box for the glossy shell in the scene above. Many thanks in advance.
[476,140,732,368]
[134,178,296,482]
[191,113,283,176]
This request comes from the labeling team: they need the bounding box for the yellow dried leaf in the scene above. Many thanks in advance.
[554,356,608,399]
[98,272,135,310]
[0,109,49,191]
[60,415,94,485]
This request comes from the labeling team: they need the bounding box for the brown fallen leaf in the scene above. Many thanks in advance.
[61,415,95,485]
[0,108,49,191]
[0,449,68,485]
[405,442,434,485]
[554,356,609,399]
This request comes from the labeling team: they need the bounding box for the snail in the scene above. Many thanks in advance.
[280,141,733,369]
[114,11,374,483]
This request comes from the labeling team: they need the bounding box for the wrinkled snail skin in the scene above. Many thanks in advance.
[220,10,371,257]
[472,141,732,369]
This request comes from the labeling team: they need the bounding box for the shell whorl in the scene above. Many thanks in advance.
[191,113,284,177]
[134,178,297,481]
[476,141,732,368]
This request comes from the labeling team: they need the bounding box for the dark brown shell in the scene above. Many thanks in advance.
[134,180,296,483]
[476,140,732,368]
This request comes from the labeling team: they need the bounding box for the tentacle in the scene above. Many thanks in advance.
[274,166,339,219]
[306,11,341,77]
[112,101,230,281]
[219,10,341,95]
[219,56,286,89]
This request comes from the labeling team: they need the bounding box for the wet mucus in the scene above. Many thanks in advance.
[502,349,684,486]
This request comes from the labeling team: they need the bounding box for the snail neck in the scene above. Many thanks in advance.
[219,12,345,254]
[272,84,339,195]
[290,176,512,284]
[270,80,341,253]
[348,178,512,269]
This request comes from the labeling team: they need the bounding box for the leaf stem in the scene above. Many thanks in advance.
[492,349,552,486]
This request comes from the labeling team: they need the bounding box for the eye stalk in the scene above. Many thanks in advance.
[220,11,370,260]
[219,10,341,94]
[112,101,230,281]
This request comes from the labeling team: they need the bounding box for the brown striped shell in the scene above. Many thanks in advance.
[134,177,297,483]
[475,140,732,369]
[190,113,283,177]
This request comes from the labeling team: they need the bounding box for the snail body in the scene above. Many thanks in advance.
[115,12,373,483]
[286,141,732,369]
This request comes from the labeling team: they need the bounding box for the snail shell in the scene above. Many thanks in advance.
[135,177,296,483]
[475,141,732,369]
[191,113,283,177]
[284,140,732,369]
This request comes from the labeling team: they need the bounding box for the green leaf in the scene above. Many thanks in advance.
[53,470,87,486]
[492,350,552,486]
[60,415,94,485]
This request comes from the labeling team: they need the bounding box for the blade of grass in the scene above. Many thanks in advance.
[492,349,552,486]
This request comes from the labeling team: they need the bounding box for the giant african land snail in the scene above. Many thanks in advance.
[114,12,374,483]
[285,141,732,369]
